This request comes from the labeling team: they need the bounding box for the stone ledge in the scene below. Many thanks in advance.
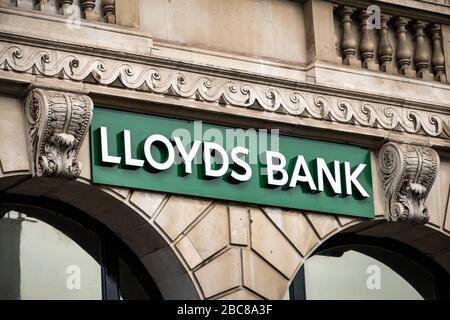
[0,7,153,57]
[310,62,450,108]
[2,41,450,145]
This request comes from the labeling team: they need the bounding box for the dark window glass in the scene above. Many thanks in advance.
[118,258,149,300]
[0,199,161,300]
[290,236,449,300]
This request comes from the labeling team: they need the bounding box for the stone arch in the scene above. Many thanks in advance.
[287,216,450,299]
[3,176,449,301]
[0,174,201,300]
[307,217,450,271]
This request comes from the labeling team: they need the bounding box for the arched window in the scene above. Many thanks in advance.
[0,195,162,300]
[290,234,450,300]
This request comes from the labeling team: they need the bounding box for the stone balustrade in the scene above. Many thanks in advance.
[334,4,447,82]
[1,0,447,84]
[0,0,116,24]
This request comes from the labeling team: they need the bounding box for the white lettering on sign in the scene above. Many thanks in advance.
[123,130,144,168]
[204,141,229,178]
[344,162,370,198]
[230,146,252,182]
[100,126,121,165]
[174,137,202,175]
[289,155,317,191]
[98,127,370,198]
[265,151,289,186]
[144,134,175,170]
[316,158,341,195]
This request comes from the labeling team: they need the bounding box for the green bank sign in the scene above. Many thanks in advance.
[90,108,374,218]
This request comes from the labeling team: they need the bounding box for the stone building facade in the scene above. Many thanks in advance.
[0,0,450,299]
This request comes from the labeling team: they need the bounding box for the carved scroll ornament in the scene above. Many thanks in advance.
[25,88,93,179]
[378,142,439,224]
[2,44,450,139]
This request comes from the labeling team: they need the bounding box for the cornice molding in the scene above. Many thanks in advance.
[1,42,450,141]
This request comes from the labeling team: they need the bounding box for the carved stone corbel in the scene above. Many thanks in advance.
[25,88,93,179]
[378,142,439,224]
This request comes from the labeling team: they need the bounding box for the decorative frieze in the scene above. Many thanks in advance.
[378,142,439,224]
[2,43,450,139]
[25,88,93,179]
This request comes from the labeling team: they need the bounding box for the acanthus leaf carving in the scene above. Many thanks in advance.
[378,142,439,224]
[25,88,93,179]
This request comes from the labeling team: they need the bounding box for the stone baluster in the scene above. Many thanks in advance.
[80,0,100,21]
[429,23,447,82]
[102,0,116,24]
[16,0,33,10]
[378,15,395,74]
[36,0,59,15]
[394,17,415,77]
[60,0,73,15]
[411,20,433,80]
[357,9,377,70]
[337,6,359,67]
